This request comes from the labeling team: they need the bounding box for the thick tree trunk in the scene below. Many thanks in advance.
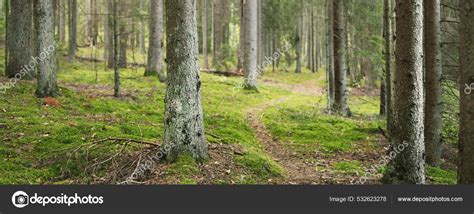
[383,0,425,184]
[295,0,303,73]
[458,0,474,184]
[424,0,443,166]
[242,0,258,90]
[164,0,207,162]
[332,0,348,115]
[34,0,57,98]
[145,0,165,82]
[68,0,77,60]
[6,0,33,79]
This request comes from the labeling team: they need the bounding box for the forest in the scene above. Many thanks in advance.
[0,0,472,185]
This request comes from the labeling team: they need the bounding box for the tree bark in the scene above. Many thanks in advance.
[333,0,348,115]
[458,0,474,184]
[295,0,303,73]
[34,0,57,98]
[118,0,128,68]
[6,0,33,79]
[113,0,120,97]
[106,0,114,68]
[424,0,443,166]
[202,0,209,70]
[164,0,207,162]
[326,0,335,110]
[383,0,425,184]
[384,0,393,136]
[68,0,77,60]
[242,0,258,90]
[145,0,165,82]
[59,0,65,43]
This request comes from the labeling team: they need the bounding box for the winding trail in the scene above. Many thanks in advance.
[245,79,325,184]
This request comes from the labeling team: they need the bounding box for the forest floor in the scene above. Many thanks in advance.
[0,52,458,185]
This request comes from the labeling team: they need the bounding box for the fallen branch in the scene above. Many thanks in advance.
[378,126,389,140]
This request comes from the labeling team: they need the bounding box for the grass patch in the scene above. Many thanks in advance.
[426,166,457,185]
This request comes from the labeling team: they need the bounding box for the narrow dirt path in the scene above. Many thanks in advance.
[245,79,325,184]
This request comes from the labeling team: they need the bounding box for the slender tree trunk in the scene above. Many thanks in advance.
[242,0,258,90]
[34,0,57,98]
[106,0,114,68]
[202,0,209,70]
[383,0,425,184]
[212,0,228,67]
[458,0,474,184]
[68,0,77,60]
[118,0,128,68]
[333,0,348,115]
[384,0,393,136]
[326,0,335,110]
[59,0,65,43]
[91,0,98,46]
[164,0,207,162]
[113,0,120,97]
[139,0,145,55]
[424,0,443,166]
[6,0,33,79]
[236,0,243,72]
[295,0,303,73]
[145,0,165,82]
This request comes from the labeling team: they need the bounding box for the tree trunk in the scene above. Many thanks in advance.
[113,0,120,97]
[118,0,128,68]
[59,0,65,43]
[145,0,165,82]
[384,0,393,136]
[106,0,114,68]
[164,0,207,162]
[326,0,335,110]
[68,0,77,60]
[34,0,57,98]
[383,0,425,184]
[139,0,145,55]
[424,0,443,166]
[212,0,228,67]
[295,0,303,73]
[6,0,33,79]
[333,0,348,115]
[458,0,474,184]
[202,0,209,70]
[242,0,258,90]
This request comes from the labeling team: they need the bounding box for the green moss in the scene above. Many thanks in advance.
[426,166,457,185]
[332,161,363,175]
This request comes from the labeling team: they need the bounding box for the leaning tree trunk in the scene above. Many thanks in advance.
[164,0,207,162]
[68,0,77,60]
[458,0,474,184]
[383,0,425,184]
[145,0,165,82]
[34,0,57,98]
[424,0,443,166]
[242,0,258,90]
[333,0,348,115]
[7,0,33,79]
